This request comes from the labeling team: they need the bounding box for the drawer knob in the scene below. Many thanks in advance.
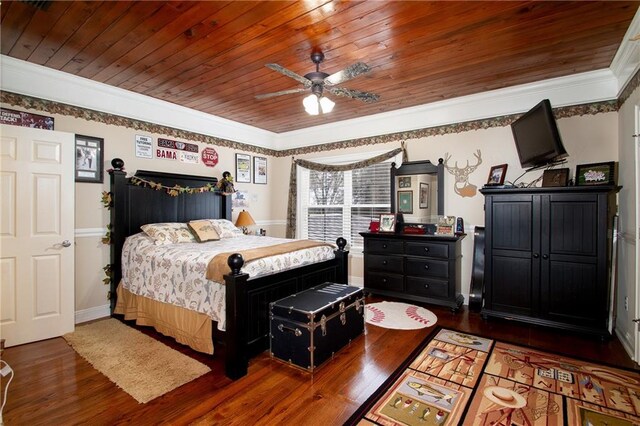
[383,260,388,265]
[424,284,430,289]
[424,265,430,270]
[424,247,430,252]
[383,244,387,249]
[382,278,387,283]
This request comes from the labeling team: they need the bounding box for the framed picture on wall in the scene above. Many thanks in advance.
[253,156,267,184]
[419,182,429,209]
[398,176,411,188]
[397,190,413,214]
[236,153,251,183]
[75,134,103,183]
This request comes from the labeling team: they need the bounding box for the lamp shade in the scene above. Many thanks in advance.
[235,210,256,228]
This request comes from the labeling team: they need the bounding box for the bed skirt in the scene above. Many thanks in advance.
[114,283,214,354]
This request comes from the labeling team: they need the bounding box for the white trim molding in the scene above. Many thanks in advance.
[75,304,110,324]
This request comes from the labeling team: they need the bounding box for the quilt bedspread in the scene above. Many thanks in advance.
[121,233,336,330]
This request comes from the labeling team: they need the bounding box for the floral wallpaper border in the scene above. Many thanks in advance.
[2,65,636,158]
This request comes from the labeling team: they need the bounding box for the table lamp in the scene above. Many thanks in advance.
[235,210,256,234]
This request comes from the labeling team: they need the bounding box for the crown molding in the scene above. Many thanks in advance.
[274,69,619,150]
[611,5,640,95]
[0,55,277,148]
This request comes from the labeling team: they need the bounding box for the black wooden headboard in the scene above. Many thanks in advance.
[108,166,232,312]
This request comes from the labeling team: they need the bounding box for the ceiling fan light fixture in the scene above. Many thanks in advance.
[303,94,320,115]
[319,96,335,113]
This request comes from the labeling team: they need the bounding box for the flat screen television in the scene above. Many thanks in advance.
[510,99,568,170]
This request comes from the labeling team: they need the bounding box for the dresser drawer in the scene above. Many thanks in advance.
[365,254,404,273]
[406,277,449,299]
[405,258,449,279]
[405,242,449,259]
[364,239,404,254]
[365,272,404,292]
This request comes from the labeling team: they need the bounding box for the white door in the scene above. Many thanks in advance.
[0,124,75,346]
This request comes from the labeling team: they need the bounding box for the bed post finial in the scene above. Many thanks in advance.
[228,253,244,275]
[111,158,125,171]
[336,237,347,251]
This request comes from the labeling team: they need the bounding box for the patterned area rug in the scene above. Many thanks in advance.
[365,301,438,330]
[63,318,210,403]
[347,328,640,425]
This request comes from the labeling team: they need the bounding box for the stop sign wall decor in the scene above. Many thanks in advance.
[201,147,219,167]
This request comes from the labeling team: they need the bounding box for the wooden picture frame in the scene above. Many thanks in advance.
[486,164,508,186]
[253,156,267,184]
[419,182,429,209]
[75,134,103,183]
[575,162,616,186]
[542,168,569,187]
[235,153,251,183]
[379,214,396,233]
[397,190,413,214]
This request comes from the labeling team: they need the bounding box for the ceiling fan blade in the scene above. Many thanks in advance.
[327,86,380,103]
[265,64,311,87]
[255,88,308,100]
[324,62,371,86]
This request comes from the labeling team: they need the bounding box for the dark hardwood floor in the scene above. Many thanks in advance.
[2,298,636,425]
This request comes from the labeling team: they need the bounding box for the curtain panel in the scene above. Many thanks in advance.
[286,146,406,239]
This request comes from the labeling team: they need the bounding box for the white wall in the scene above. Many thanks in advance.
[0,103,279,322]
[616,87,640,359]
[270,113,619,304]
[0,100,621,324]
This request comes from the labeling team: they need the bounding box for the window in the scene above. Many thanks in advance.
[299,161,391,248]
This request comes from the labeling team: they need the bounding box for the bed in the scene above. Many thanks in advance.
[108,165,349,379]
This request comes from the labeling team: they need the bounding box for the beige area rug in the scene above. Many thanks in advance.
[63,318,210,403]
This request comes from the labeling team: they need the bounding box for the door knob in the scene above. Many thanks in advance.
[542,254,549,260]
[533,253,540,259]
[61,240,72,248]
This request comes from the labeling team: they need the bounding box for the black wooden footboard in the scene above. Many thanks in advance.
[223,238,349,379]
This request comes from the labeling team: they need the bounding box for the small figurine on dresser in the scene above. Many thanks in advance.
[217,171,236,195]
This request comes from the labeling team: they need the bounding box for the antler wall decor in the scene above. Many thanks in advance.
[443,150,482,197]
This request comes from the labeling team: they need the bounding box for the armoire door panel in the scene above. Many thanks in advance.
[542,260,601,325]
[490,255,534,315]
[491,202,533,251]
[548,201,598,256]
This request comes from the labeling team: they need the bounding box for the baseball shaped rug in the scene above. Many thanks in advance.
[365,301,437,330]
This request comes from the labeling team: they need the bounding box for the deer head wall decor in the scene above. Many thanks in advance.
[443,150,482,197]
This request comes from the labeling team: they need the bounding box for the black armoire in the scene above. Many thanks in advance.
[480,185,619,337]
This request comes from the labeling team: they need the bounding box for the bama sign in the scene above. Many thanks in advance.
[201,147,219,167]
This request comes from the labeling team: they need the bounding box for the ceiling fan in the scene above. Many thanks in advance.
[255,51,380,114]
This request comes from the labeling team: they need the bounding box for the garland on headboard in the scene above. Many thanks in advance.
[101,191,113,288]
[130,176,221,196]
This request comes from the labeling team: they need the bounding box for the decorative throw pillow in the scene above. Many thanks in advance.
[188,220,221,242]
[209,219,243,238]
[140,223,197,245]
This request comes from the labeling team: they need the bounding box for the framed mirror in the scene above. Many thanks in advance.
[390,159,444,232]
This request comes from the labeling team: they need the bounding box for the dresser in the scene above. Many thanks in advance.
[360,232,465,311]
[480,185,619,336]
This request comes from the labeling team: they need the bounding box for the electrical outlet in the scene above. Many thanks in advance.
[625,296,629,311]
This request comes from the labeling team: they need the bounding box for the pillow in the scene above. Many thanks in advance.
[140,222,197,245]
[209,219,244,238]
[188,220,220,242]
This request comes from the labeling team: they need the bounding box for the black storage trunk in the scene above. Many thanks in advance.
[269,282,364,372]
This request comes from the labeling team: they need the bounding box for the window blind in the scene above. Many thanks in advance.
[300,162,391,248]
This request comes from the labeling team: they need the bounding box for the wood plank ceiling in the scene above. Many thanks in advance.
[1,1,638,133]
